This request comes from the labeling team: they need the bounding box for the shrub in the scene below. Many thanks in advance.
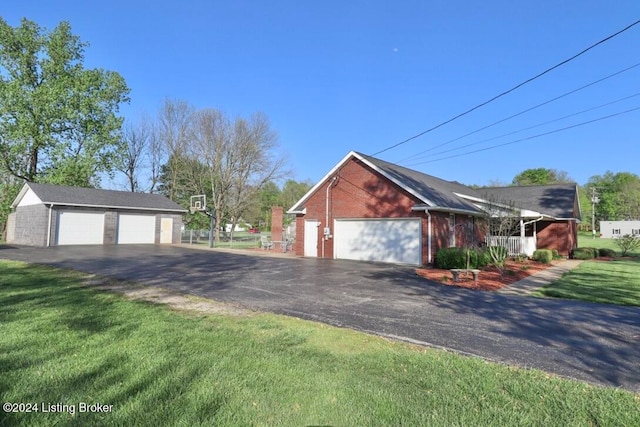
[614,234,640,256]
[514,254,528,263]
[434,247,490,269]
[435,248,467,269]
[571,247,598,260]
[551,249,560,259]
[532,249,553,264]
[598,248,617,257]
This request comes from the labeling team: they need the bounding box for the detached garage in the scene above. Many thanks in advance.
[7,183,186,247]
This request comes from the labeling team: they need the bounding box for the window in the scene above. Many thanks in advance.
[612,229,621,235]
[449,214,455,247]
[632,229,640,235]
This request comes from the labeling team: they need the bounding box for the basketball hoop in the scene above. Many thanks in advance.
[190,195,206,214]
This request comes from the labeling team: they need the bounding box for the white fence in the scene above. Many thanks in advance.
[486,236,536,256]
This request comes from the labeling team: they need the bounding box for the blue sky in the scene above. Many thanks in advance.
[2,1,639,187]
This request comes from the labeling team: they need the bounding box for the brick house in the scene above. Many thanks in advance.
[6,182,186,246]
[288,151,580,265]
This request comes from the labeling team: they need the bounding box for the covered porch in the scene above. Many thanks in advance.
[485,216,543,256]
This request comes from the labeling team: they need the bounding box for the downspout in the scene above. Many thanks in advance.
[323,176,338,258]
[47,204,54,247]
[425,208,432,264]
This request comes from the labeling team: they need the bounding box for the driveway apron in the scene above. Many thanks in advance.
[2,244,639,392]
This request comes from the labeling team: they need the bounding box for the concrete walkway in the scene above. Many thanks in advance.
[498,259,584,295]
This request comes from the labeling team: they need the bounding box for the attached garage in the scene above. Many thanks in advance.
[7,183,186,247]
[117,214,156,244]
[334,218,421,265]
[57,211,105,245]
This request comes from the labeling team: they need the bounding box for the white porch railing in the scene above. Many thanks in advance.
[486,236,536,256]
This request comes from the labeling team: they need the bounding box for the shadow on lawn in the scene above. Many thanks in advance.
[0,262,227,425]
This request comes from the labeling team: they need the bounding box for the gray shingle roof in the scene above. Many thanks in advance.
[357,152,485,213]
[25,183,186,212]
[477,184,579,219]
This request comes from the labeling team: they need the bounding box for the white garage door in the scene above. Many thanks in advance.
[334,218,421,265]
[118,214,156,244]
[57,211,105,245]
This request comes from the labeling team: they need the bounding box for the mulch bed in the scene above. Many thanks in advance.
[416,259,562,291]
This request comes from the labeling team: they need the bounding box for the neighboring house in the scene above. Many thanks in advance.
[599,220,640,238]
[6,182,186,247]
[287,151,581,265]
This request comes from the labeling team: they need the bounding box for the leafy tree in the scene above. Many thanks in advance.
[0,18,130,184]
[512,168,573,186]
[278,179,312,211]
[587,171,640,222]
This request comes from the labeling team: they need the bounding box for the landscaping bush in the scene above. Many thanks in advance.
[551,249,561,260]
[571,247,598,260]
[435,247,489,269]
[435,248,467,269]
[598,248,617,257]
[532,249,553,264]
[614,234,640,256]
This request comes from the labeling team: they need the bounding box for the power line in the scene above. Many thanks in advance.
[403,90,640,163]
[369,18,640,157]
[398,62,640,163]
[403,105,640,166]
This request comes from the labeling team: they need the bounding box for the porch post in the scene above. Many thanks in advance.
[520,219,524,255]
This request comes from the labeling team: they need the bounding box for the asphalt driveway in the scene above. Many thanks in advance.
[2,244,639,392]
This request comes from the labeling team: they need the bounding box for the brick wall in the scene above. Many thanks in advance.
[295,157,429,262]
[537,221,573,256]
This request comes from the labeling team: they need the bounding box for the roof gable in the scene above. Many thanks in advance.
[288,151,484,215]
[288,151,581,221]
[13,183,186,212]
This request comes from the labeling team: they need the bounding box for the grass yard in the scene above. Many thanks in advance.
[536,258,640,306]
[1,261,639,426]
[577,231,640,257]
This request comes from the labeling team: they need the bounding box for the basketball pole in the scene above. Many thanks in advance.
[208,207,215,248]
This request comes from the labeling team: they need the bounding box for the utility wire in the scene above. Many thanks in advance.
[370,18,640,157]
[404,106,640,166]
[404,90,640,163]
[398,62,640,163]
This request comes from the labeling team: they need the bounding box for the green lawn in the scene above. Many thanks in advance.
[1,261,639,426]
[577,231,640,257]
[536,258,640,306]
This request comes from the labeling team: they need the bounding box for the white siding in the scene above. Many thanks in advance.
[600,221,640,239]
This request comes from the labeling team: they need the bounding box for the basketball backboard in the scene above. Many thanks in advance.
[189,195,206,214]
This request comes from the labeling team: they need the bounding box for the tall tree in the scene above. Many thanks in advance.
[512,168,573,186]
[587,171,640,222]
[117,117,164,193]
[0,18,130,185]
[156,98,194,201]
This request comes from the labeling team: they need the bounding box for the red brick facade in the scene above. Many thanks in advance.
[294,157,483,264]
[293,155,577,264]
[536,220,578,256]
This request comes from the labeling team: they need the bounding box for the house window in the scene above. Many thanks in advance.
[612,229,621,235]
[632,229,640,235]
[449,214,455,247]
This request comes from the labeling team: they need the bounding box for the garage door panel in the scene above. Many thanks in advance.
[57,211,105,245]
[118,214,156,244]
[334,218,421,265]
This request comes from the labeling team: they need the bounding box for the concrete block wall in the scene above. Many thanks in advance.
[11,204,49,246]
[104,211,118,244]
